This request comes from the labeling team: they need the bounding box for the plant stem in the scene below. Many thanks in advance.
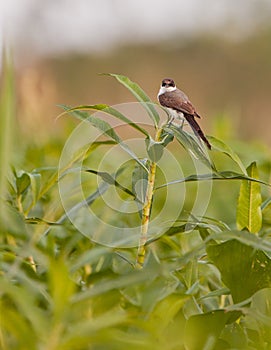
[135,127,163,269]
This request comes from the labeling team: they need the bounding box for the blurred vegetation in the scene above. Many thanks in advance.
[17,27,271,146]
[1,29,271,349]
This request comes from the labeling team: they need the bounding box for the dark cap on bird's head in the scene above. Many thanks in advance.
[161,78,175,87]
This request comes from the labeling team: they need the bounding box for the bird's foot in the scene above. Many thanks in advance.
[167,116,174,127]
[179,118,185,130]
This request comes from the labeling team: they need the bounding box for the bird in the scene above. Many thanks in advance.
[158,78,211,150]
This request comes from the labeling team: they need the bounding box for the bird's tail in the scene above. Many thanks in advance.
[185,115,211,150]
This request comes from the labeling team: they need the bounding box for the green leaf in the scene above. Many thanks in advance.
[72,267,158,302]
[160,128,174,147]
[189,213,230,231]
[0,201,28,237]
[248,288,271,343]
[0,277,48,341]
[236,162,262,233]
[156,170,270,190]
[166,125,216,171]
[149,294,189,332]
[15,171,31,195]
[14,170,42,214]
[145,136,164,163]
[60,309,127,347]
[199,287,230,300]
[147,215,230,245]
[207,239,271,302]
[219,322,248,349]
[85,169,140,202]
[132,158,149,218]
[261,196,271,211]
[25,217,60,225]
[28,172,41,205]
[70,246,112,272]
[104,73,160,128]
[132,158,149,204]
[207,230,271,252]
[60,105,148,173]
[208,135,247,174]
[85,169,118,185]
[161,219,226,238]
[121,273,179,313]
[49,258,76,321]
[184,310,239,350]
[73,140,118,162]
[59,104,149,136]
[145,132,174,163]
[60,105,121,142]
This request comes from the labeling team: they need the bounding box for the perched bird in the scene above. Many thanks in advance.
[158,78,211,150]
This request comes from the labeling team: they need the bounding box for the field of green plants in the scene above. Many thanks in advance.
[1,56,271,350]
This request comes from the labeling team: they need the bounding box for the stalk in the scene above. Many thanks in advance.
[135,127,163,269]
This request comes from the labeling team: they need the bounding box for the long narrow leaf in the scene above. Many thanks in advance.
[206,230,271,252]
[25,217,61,225]
[58,104,149,136]
[104,73,160,128]
[261,197,271,211]
[208,135,247,174]
[147,218,227,244]
[166,125,216,171]
[236,162,262,233]
[85,169,142,203]
[60,106,148,173]
[156,171,270,190]
[132,158,149,218]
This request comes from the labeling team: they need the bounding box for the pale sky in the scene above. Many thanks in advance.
[0,0,271,58]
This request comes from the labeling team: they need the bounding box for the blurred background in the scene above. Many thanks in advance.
[1,0,271,145]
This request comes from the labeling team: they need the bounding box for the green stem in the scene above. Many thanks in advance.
[135,127,163,269]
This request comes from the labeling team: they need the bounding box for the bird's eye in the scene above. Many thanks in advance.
[162,83,166,87]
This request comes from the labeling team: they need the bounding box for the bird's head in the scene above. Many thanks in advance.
[158,78,176,95]
[162,78,175,88]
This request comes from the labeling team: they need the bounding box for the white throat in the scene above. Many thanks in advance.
[158,85,177,96]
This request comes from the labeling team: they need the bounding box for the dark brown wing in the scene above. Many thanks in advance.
[158,90,200,117]
[158,89,210,149]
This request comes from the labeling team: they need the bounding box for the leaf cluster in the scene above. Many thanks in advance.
[1,64,271,350]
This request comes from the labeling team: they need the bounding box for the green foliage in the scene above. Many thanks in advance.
[59,105,148,172]
[208,135,247,174]
[1,67,271,350]
[237,162,263,233]
[207,237,271,302]
[184,310,240,350]
[167,125,216,171]
[104,73,160,128]
[59,103,149,136]
[0,50,15,228]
